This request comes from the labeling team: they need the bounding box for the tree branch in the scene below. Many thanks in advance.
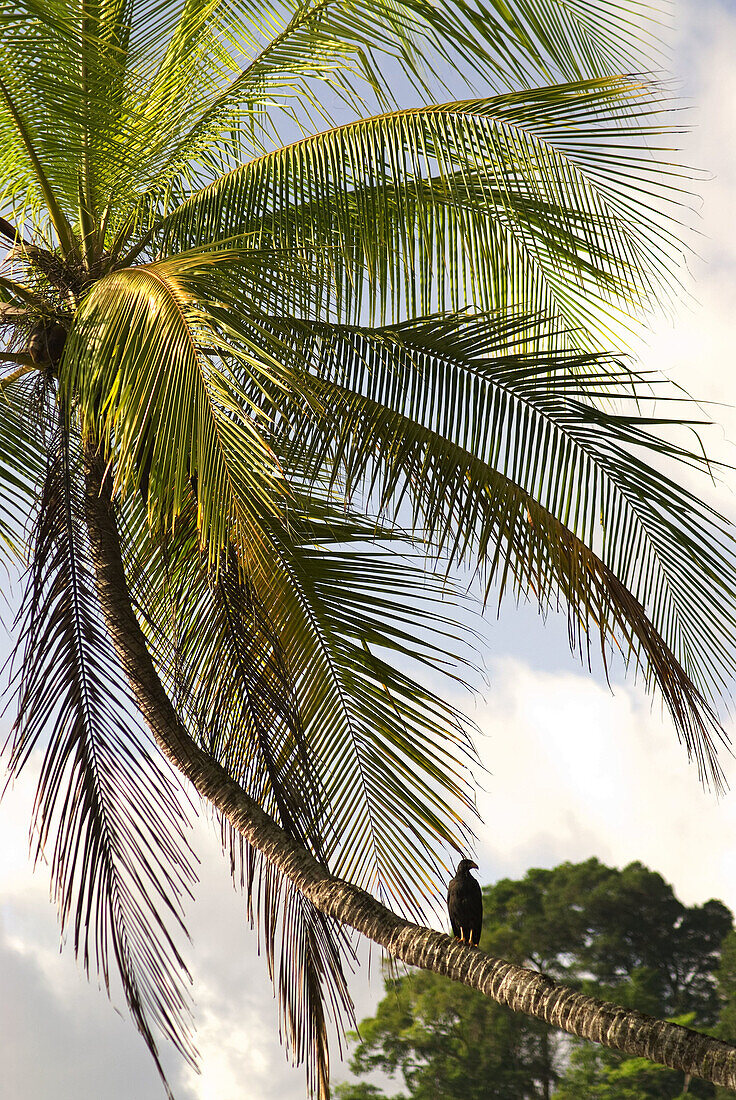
[0,275,51,311]
[81,443,736,1092]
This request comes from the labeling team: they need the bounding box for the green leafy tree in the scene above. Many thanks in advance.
[717,931,736,1040]
[336,968,552,1100]
[338,861,733,1099]
[485,860,732,1026]
[714,930,736,1099]
[554,1043,686,1100]
[2,0,736,1096]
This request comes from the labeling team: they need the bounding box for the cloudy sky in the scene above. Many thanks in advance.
[2,1,736,1097]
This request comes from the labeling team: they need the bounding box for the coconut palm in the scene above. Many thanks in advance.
[2,0,736,1096]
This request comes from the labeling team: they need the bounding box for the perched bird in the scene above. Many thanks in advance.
[447,858,482,946]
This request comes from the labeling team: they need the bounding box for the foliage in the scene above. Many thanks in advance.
[337,967,552,1100]
[717,930,736,1037]
[554,1038,697,1100]
[485,859,732,1025]
[714,930,736,1099]
[337,860,733,1099]
[1,0,735,1095]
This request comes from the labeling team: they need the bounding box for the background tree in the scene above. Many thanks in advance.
[714,930,736,1099]
[2,0,736,1096]
[337,860,733,1099]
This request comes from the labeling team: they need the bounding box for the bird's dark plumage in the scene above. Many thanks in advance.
[447,858,482,946]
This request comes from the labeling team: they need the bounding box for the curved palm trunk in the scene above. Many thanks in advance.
[82,448,736,1093]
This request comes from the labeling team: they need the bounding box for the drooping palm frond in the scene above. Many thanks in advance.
[156,80,690,343]
[115,488,476,1095]
[4,399,198,1097]
[61,256,297,566]
[261,308,736,786]
[134,0,664,181]
[121,493,326,851]
[121,478,480,887]
[0,368,46,565]
[120,495,462,1095]
[254,506,481,903]
[118,490,356,1099]
[227,845,355,1100]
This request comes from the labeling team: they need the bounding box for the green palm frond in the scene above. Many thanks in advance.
[157,80,689,341]
[5,401,197,1097]
[0,0,664,235]
[258,508,480,904]
[120,492,356,1097]
[138,0,660,177]
[122,481,479,911]
[0,0,138,231]
[121,495,325,849]
[265,309,736,785]
[62,258,293,565]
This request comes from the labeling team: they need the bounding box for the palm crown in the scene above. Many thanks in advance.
[1,0,735,1096]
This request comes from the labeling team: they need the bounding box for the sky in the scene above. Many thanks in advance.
[2,1,736,1097]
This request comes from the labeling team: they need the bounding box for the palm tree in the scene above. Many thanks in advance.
[2,0,736,1095]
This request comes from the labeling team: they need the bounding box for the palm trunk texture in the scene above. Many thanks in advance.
[82,447,736,1093]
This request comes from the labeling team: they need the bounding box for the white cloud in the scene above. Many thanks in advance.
[472,658,736,912]
[676,0,736,268]
[0,769,376,1100]
[0,766,192,1100]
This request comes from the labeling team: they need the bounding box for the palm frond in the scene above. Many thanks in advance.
[141,0,665,178]
[259,505,481,904]
[226,838,354,1100]
[114,481,479,1090]
[4,399,198,1097]
[122,495,325,849]
[0,0,140,230]
[131,0,665,181]
[157,80,690,343]
[120,492,357,1098]
[0,367,46,567]
[266,309,736,786]
[0,0,663,241]
[61,258,290,565]
[121,476,480,905]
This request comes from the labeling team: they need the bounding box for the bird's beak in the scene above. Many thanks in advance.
[470,861,478,870]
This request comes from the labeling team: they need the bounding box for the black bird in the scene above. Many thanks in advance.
[447,858,482,946]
